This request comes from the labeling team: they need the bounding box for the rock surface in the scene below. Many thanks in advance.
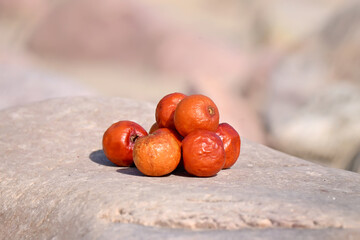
[0,97,360,239]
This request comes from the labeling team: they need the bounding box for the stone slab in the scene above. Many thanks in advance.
[0,97,359,239]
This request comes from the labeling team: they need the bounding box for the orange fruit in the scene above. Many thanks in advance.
[215,123,241,169]
[152,128,185,171]
[152,128,183,147]
[174,94,219,137]
[133,128,181,176]
[155,92,186,129]
[102,120,148,166]
[182,129,225,177]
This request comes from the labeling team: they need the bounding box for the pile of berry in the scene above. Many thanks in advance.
[102,93,241,177]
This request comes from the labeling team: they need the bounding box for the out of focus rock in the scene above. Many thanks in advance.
[27,0,166,63]
[27,0,249,79]
[268,83,360,171]
[320,1,360,84]
[0,0,49,19]
[0,64,94,109]
[266,2,360,172]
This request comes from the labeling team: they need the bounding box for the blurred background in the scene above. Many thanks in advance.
[0,0,359,172]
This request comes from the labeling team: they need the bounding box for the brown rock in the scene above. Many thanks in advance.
[27,0,165,63]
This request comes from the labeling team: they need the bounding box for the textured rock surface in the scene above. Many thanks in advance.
[0,97,360,239]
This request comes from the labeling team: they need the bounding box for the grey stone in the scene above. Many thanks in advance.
[265,2,360,171]
[0,64,94,110]
[266,81,360,171]
[0,97,359,239]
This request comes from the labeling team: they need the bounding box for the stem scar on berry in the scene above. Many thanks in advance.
[208,106,215,116]
[130,134,139,143]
